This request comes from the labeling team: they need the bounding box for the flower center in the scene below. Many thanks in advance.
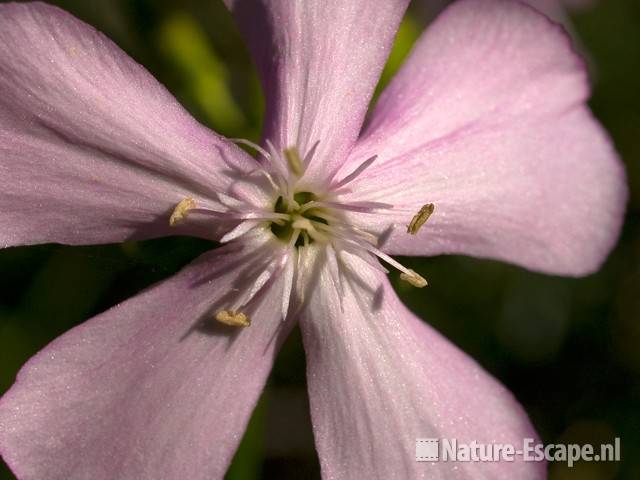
[269,191,333,246]
[167,140,434,326]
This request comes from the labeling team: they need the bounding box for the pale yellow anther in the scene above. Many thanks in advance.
[284,147,304,176]
[169,198,196,226]
[292,216,330,243]
[407,203,435,235]
[291,216,314,231]
[400,269,428,288]
[215,310,250,327]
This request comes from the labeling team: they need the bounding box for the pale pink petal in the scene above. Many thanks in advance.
[340,0,627,276]
[0,3,259,248]
[300,258,545,479]
[0,238,292,480]
[223,0,409,184]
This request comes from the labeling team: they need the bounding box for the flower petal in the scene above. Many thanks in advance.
[223,0,409,184]
[299,259,545,479]
[0,238,292,480]
[340,0,627,276]
[0,3,259,248]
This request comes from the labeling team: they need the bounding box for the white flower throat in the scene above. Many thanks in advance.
[169,140,432,327]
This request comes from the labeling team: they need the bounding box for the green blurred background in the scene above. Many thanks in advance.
[0,0,638,478]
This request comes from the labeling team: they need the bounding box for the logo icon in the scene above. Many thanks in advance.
[416,438,439,462]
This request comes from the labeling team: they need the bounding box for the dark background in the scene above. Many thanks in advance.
[0,0,638,478]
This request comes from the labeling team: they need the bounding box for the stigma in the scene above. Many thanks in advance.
[168,142,434,326]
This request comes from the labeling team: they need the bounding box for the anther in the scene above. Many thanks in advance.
[399,269,428,288]
[284,147,304,176]
[169,197,196,226]
[215,309,250,327]
[407,203,435,235]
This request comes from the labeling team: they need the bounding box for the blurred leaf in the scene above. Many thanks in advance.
[157,11,247,132]
[375,14,421,97]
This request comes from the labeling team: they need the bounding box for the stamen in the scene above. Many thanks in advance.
[295,241,311,306]
[332,155,377,190]
[217,192,246,209]
[333,233,428,288]
[190,208,289,222]
[332,239,389,274]
[284,147,304,176]
[228,139,281,190]
[169,197,196,226]
[266,140,290,181]
[229,138,270,160]
[220,220,261,243]
[245,268,276,302]
[310,200,394,213]
[215,309,250,327]
[316,221,378,244]
[291,217,330,243]
[225,254,284,317]
[399,269,428,288]
[280,230,300,319]
[302,140,321,168]
[407,203,435,235]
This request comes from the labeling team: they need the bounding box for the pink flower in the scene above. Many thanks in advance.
[0,0,627,479]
